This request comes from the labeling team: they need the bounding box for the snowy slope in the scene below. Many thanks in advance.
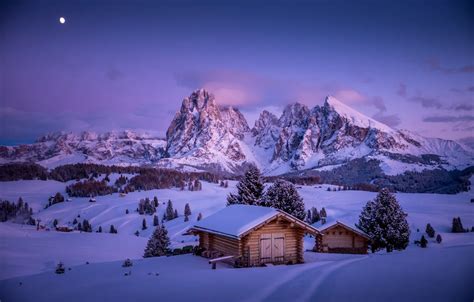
[1,177,474,278]
[325,96,395,133]
[0,178,473,301]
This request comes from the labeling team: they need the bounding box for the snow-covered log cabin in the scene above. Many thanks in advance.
[313,221,370,254]
[185,205,321,267]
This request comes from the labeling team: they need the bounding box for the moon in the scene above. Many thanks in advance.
[59,17,66,24]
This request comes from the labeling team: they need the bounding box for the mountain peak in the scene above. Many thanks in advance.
[324,95,394,132]
[279,102,310,127]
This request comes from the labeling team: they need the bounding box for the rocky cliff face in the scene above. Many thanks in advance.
[1,90,472,175]
[161,89,251,172]
[251,96,472,173]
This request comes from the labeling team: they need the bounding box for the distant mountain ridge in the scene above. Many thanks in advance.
[1,89,472,176]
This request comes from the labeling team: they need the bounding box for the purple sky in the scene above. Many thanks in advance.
[1,0,473,145]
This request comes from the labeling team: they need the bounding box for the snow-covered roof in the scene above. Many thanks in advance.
[189,205,318,239]
[314,220,370,239]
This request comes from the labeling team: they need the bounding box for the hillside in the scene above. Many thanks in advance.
[0,178,473,301]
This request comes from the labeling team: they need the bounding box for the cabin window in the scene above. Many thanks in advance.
[339,231,343,235]
[332,231,336,235]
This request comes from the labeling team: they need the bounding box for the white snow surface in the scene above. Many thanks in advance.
[0,178,473,301]
[193,205,278,238]
[326,96,395,133]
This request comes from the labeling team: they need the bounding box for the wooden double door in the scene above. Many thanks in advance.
[260,233,285,263]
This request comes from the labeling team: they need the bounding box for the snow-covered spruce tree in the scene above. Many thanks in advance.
[165,200,174,221]
[227,166,264,206]
[420,235,428,248]
[436,234,442,244]
[110,224,117,234]
[197,212,202,221]
[184,203,191,216]
[320,207,327,219]
[122,258,133,267]
[143,224,170,258]
[264,180,306,220]
[306,210,312,224]
[153,215,159,226]
[311,207,320,224]
[357,188,410,253]
[55,262,65,274]
[174,209,178,219]
[451,217,465,233]
[425,223,435,238]
[142,218,147,230]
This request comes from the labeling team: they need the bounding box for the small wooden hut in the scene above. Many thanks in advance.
[186,205,320,267]
[314,221,370,254]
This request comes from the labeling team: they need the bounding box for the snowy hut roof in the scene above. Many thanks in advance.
[187,205,319,239]
[314,220,370,239]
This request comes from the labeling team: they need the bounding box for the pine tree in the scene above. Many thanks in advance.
[193,179,202,191]
[53,192,64,204]
[197,213,202,221]
[110,225,117,234]
[77,222,82,231]
[122,258,133,267]
[135,230,139,237]
[227,166,264,206]
[143,224,170,257]
[55,262,65,274]
[166,200,174,221]
[174,209,178,219]
[357,188,410,253]
[153,196,159,208]
[53,219,58,228]
[153,215,159,226]
[184,215,189,222]
[184,203,191,216]
[425,223,435,238]
[436,234,442,244]
[98,226,102,233]
[82,219,92,232]
[311,207,320,224]
[264,180,306,220]
[142,218,147,230]
[320,207,327,219]
[451,217,465,233]
[17,197,24,209]
[306,209,312,223]
[420,235,428,248]
[126,209,129,214]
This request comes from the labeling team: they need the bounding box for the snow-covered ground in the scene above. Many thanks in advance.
[1,178,473,301]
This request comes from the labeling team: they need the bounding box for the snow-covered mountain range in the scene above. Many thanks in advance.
[1,89,472,175]
[0,131,166,168]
